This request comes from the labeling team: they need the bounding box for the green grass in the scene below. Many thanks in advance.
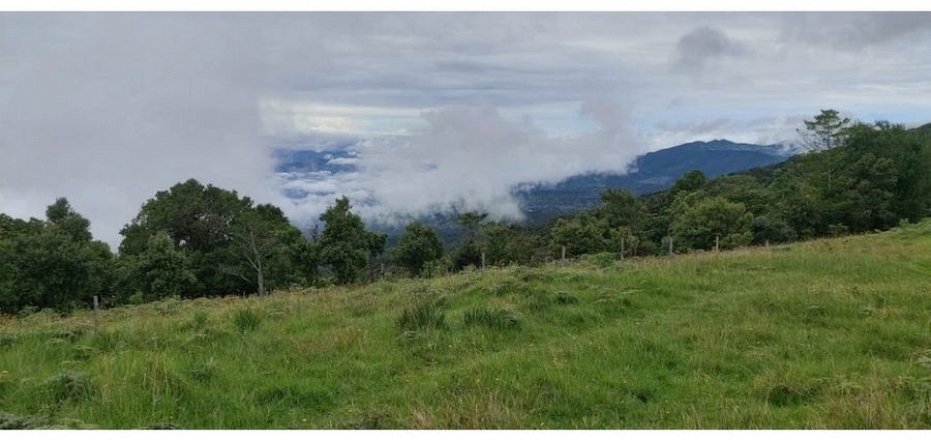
[3,221,931,428]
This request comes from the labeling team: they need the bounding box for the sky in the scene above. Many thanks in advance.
[2,10,931,248]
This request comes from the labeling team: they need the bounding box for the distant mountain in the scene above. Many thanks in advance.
[273,139,797,245]
[515,139,796,223]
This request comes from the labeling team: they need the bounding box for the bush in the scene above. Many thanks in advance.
[583,252,617,268]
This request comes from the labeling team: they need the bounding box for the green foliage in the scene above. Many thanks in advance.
[550,212,622,258]
[797,109,851,152]
[318,197,386,284]
[452,211,488,270]
[671,196,752,251]
[582,252,617,268]
[395,222,444,276]
[117,179,308,298]
[115,231,196,303]
[598,189,645,229]
[0,199,113,314]
[670,169,707,196]
[750,215,796,245]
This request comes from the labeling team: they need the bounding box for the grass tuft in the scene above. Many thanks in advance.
[232,308,262,333]
[396,299,447,332]
[462,308,521,330]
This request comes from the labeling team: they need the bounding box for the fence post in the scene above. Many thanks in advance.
[620,238,625,261]
[561,245,566,263]
[93,295,100,333]
[668,237,674,255]
[481,252,486,269]
[715,235,720,252]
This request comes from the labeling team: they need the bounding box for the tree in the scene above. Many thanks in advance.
[118,179,307,297]
[395,221,444,276]
[318,197,386,284]
[797,109,852,152]
[0,199,113,313]
[598,189,645,230]
[670,170,708,196]
[226,204,306,295]
[549,211,623,257]
[115,231,196,302]
[670,197,752,251]
[452,211,488,270]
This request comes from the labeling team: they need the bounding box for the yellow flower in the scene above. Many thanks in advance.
[302,418,308,423]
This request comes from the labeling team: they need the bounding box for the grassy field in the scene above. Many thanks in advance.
[3,221,931,429]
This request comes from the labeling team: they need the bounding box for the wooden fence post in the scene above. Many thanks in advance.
[93,295,100,333]
[620,238,625,261]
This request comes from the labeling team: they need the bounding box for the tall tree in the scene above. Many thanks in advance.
[228,204,304,295]
[118,179,307,297]
[318,197,386,284]
[0,199,113,313]
[395,221,444,276]
[797,109,852,152]
[452,211,488,270]
[670,196,753,251]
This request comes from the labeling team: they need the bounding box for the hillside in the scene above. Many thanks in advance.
[3,221,931,428]
[516,139,794,222]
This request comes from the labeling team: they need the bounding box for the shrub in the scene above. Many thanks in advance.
[583,252,616,268]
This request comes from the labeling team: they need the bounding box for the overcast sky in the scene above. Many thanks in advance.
[2,12,931,248]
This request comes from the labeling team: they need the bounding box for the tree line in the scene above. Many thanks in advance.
[1,110,929,314]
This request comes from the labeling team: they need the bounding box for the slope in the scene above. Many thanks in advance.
[2,221,931,428]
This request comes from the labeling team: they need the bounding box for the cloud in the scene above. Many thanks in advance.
[0,14,274,248]
[781,12,931,51]
[278,102,645,228]
[672,26,749,72]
